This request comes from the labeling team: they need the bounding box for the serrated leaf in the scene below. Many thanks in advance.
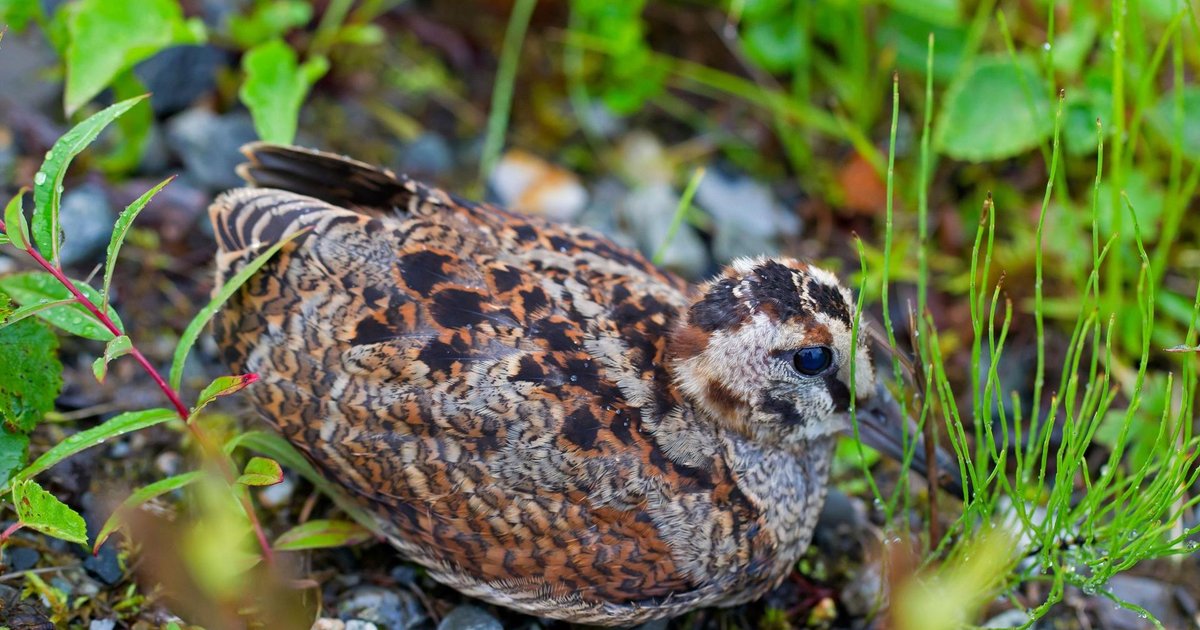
[33,96,148,264]
[273,519,373,551]
[170,229,306,391]
[0,316,62,434]
[934,56,1053,162]
[102,176,173,306]
[224,431,378,532]
[92,334,132,383]
[93,470,202,553]
[4,189,30,251]
[239,39,328,144]
[11,479,88,545]
[0,429,29,485]
[15,408,175,483]
[0,272,123,341]
[63,0,205,115]
[237,456,283,487]
[192,374,259,417]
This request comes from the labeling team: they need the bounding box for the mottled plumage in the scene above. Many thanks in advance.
[210,143,924,625]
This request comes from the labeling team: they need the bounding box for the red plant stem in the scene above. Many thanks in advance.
[0,521,24,542]
[2,221,276,565]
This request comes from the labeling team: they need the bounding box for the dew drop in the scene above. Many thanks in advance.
[569,375,578,383]
[33,171,46,186]
[1042,42,1051,51]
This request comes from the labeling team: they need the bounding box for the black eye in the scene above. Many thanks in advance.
[792,346,833,376]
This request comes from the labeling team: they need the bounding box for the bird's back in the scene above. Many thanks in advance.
[210,144,824,624]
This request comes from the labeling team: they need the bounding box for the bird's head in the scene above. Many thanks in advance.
[669,257,875,451]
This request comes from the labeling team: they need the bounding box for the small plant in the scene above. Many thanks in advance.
[0,96,374,621]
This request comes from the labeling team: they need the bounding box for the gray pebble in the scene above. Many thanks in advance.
[338,585,425,630]
[437,605,502,630]
[135,46,227,117]
[165,107,258,191]
[694,169,801,264]
[616,182,709,279]
[345,621,379,630]
[5,546,39,571]
[88,620,117,630]
[58,182,115,267]
[398,133,453,178]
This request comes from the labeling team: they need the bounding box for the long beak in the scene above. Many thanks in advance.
[853,380,967,498]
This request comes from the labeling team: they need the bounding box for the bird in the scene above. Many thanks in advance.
[209,143,958,626]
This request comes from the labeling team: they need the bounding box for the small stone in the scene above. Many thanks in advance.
[83,544,124,585]
[165,107,258,191]
[5,546,39,571]
[155,451,182,477]
[58,182,116,267]
[88,619,117,630]
[398,133,453,178]
[344,622,379,630]
[1094,574,1185,630]
[436,605,502,630]
[615,182,709,279]
[614,132,672,186]
[489,150,588,223]
[981,608,1031,628]
[338,585,425,630]
[258,473,296,508]
[135,46,227,116]
[312,619,346,630]
[694,168,802,263]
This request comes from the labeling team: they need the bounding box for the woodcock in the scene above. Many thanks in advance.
[210,143,959,625]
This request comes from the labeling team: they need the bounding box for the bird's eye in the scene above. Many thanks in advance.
[792,346,833,376]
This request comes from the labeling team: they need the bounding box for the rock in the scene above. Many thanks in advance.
[135,46,227,116]
[88,620,117,630]
[694,168,802,263]
[155,451,182,477]
[981,609,1031,628]
[345,622,379,630]
[312,620,346,630]
[1094,574,1188,630]
[5,546,39,572]
[337,585,425,630]
[0,126,16,186]
[398,133,453,178]
[83,543,123,585]
[489,150,588,223]
[59,182,116,267]
[165,107,258,191]
[615,182,709,279]
[614,132,672,186]
[630,620,667,630]
[258,473,295,509]
[0,31,60,111]
[436,605,502,630]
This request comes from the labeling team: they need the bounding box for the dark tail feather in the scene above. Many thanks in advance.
[237,142,415,215]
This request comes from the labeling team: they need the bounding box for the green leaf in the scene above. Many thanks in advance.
[742,20,802,74]
[1149,87,1200,162]
[0,0,44,31]
[11,479,88,545]
[239,39,328,144]
[98,71,155,174]
[32,95,148,264]
[3,189,30,251]
[934,56,1053,162]
[237,456,283,487]
[227,0,312,50]
[0,429,29,485]
[192,374,259,417]
[93,471,202,553]
[92,334,132,383]
[102,176,173,306]
[15,408,176,483]
[170,229,307,391]
[273,519,373,551]
[224,431,379,532]
[0,316,62,434]
[0,272,123,341]
[63,0,205,114]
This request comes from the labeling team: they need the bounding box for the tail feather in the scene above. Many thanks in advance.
[236,142,415,214]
